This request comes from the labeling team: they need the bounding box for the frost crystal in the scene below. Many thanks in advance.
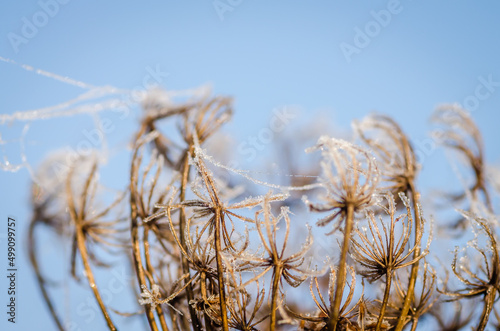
[139,284,162,309]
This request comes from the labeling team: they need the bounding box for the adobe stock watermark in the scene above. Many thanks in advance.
[339,0,404,63]
[212,0,243,21]
[417,74,499,164]
[407,74,499,167]
[216,106,298,185]
[459,74,499,113]
[7,0,71,53]
[237,106,298,162]
[411,133,445,166]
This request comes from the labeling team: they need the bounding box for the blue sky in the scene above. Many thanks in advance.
[1,1,500,330]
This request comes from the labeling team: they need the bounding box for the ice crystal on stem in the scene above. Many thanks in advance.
[304,136,379,234]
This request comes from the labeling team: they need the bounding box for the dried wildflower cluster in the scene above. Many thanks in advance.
[28,92,499,331]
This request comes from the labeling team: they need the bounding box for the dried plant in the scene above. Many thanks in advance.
[439,212,500,330]
[350,193,427,330]
[354,114,424,331]
[354,114,418,198]
[305,137,379,331]
[432,105,493,213]
[225,262,268,331]
[64,156,126,330]
[139,276,192,311]
[287,266,369,331]
[305,137,379,234]
[27,90,499,331]
[386,262,438,331]
[236,193,313,331]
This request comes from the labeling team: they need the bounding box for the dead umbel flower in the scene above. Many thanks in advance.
[287,266,367,330]
[66,156,125,331]
[431,105,494,227]
[350,193,428,330]
[432,105,491,207]
[439,211,500,331]
[225,259,268,331]
[393,262,438,331]
[305,137,379,234]
[236,193,313,331]
[354,114,425,331]
[305,136,379,331]
[353,114,418,198]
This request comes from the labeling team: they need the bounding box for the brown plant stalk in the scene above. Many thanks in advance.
[350,193,427,330]
[354,114,422,331]
[28,218,65,331]
[305,137,379,331]
[66,161,117,330]
[130,131,161,331]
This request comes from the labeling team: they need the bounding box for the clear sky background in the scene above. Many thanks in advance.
[1,1,500,330]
